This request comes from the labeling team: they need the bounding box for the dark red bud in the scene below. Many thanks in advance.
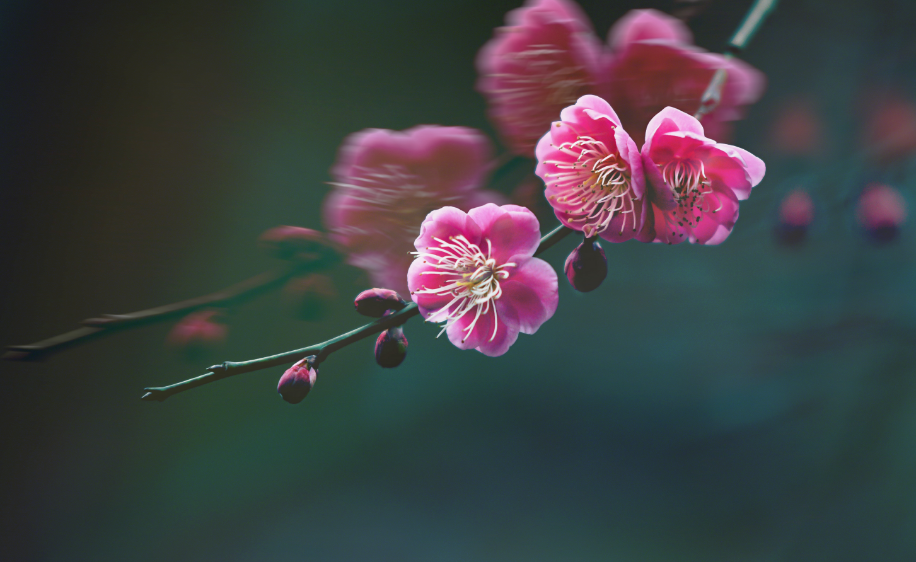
[259,226,339,262]
[564,237,607,292]
[277,356,318,404]
[374,326,408,368]
[354,288,407,317]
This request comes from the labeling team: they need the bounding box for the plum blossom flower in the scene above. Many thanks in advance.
[601,9,764,146]
[324,126,502,295]
[408,204,558,357]
[535,95,647,241]
[775,189,815,246]
[640,107,765,245]
[477,0,602,156]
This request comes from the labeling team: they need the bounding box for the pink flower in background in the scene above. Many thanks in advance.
[166,309,227,348]
[477,0,602,156]
[768,96,824,157]
[601,9,764,146]
[408,204,558,357]
[535,95,648,241]
[856,183,907,243]
[775,189,815,246]
[640,107,765,245]
[324,126,502,295]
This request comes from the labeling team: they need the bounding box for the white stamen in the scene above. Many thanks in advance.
[411,236,515,344]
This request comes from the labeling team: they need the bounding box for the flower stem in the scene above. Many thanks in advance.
[4,259,331,362]
[694,0,780,121]
[141,224,575,402]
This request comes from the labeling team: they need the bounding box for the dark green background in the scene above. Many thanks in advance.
[3,0,916,560]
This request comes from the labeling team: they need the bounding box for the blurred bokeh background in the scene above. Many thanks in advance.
[3,0,916,560]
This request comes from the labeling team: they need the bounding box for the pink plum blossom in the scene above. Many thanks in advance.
[408,204,558,357]
[535,95,648,241]
[324,126,502,295]
[477,0,602,156]
[601,9,764,147]
[640,107,765,245]
[775,189,815,246]
[166,309,227,348]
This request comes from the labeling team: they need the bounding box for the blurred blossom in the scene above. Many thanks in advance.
[282,274,338,321]
[641,107,765,245]
[166,309,227,349]
[477,0,602,156]
[856,183,907,243]
[775,189,815,246]
[510,174,553,221]
[861,91,916,165]
[768,96,824,157]
[258,225,337,262]
[408,204,558,357]
[535,95,648,241]
[324,126,502,296]
[601,9,764,146]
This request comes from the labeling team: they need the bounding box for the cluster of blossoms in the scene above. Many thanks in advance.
[477,0,763,155]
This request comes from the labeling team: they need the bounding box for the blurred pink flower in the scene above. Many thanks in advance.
[534,95,647,241]
[477,0,602,156]
[640,107,765,245]
[856,183,907,243]
[324,126,502,295]
[768,96,824,157]
[166,309,227,348]
[775,189,815,246]
[601,9,764,146]
[861,91,916,165]
[408,204,558,357]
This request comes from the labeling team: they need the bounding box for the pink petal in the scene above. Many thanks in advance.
[499,257,558,334]
[414,206,483,253]
[468,204,541,263]
[644,107,705,153]
[641,153,678,211]
[710,143,766,198]
[607,9,693,52]
[445,304,500,352]
[476,300,521,357]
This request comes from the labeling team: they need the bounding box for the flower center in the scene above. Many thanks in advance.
[411,235,515,343]
[545,134,637,237]
[659,159,722,243]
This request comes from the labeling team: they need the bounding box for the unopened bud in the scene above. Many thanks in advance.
[354,288,407,317]
[259,226,338,262]
[775,189,815,246]
[564,237,607,292]
[856,183,907,243]
[375,326,408,368]
[277,356,318,404]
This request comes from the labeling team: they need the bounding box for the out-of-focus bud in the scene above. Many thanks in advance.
[768,97,823,157]
[774,189,815,246]
[283,274,338,321]
[856,183,907,243]
[354,288,407,318]
[277,356,318,404]
[259,226,339,263]
[167,309,227,348]
[861,91,916,165]
[375,326,408,368]
[564,237,607,292]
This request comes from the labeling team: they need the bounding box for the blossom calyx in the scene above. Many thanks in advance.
[354,288,408,318]
[277,356,318,404]
[564,237,607,292]
[375,325,408,368]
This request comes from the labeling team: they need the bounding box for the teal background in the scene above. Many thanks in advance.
[3,0,916,560]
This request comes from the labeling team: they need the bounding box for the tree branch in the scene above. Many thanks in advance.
[141,224,575,402]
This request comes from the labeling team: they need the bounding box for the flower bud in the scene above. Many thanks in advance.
[564,237,607,292]
[856,183,907,243]
[277,356,318,404]
[259,226,339,263]
[775,189,814,246]
[375,326,408,368]
[354,288,407,317]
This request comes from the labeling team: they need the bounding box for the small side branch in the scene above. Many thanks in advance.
[5,259,328,362]
[141,224,575,402]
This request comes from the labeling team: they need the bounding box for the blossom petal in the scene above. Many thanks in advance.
[475,303,521,357]
[607,9,693,52]
[499,257,558,334]
[709,143,766,198]
[414,206,483,253]
[644,107,705,154]
[407,257,455,317]
[468,204,541,263]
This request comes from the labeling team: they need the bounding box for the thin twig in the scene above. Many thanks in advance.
[141,224,575,402]
[4,259,331,362]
